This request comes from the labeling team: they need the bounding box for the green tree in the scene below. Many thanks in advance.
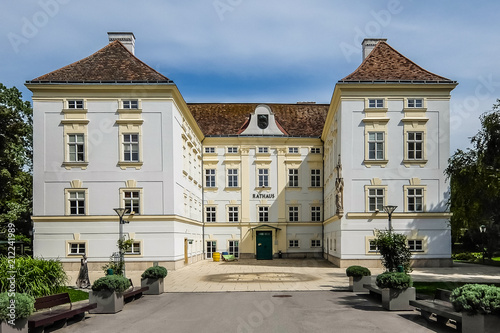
[0,84,33,248]
[446,101,500,255]
[374,229,412,273]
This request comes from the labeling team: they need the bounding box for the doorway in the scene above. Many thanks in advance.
[256,231,273,260]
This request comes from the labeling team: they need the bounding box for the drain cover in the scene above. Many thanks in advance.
[272,295,292,298]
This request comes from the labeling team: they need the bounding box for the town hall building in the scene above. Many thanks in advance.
[26,33,457,274]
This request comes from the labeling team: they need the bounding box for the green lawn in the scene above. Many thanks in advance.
[57,287,89,302]
[413,281,500,296]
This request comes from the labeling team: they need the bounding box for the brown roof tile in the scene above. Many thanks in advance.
[30,41,170,82]
[341,41,454,83]
[188,103,328,137]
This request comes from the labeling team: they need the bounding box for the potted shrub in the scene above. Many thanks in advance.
[89,275,131,314]
[450,284,500,333]
[0,292,35,333]
[346,266,372,292]
[376,272,415,311]
[141,266,168,295]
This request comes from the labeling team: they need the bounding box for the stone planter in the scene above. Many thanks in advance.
[89,290,124,314]
[0,318,28,333]
[141,277,164,295]
[349,276,372,292]
[381,287,415,311]
[462,313,500,333]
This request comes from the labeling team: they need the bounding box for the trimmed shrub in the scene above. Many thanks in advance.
[450,284,500,315]
[346,266,371,277]
[452,253,480,261]
[376,272,413,290]
[91,275,131,293]
[0,256,68,297]
[375,230,412,273]
[141,266,168,279]
[0,292,35,321]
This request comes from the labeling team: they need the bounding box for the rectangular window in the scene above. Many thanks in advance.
[258,147,269,153]
[69,191,85,215]
[311,239,321,247]
[124,241,141,255]
[311,148,321,154]
[288,206,299,222]
[227,147,238,154]
[68,100,83,109]
[227,169,239,187]
[407,99,423,108]
[206,206,216,222]
[407,188,424,212]
[68,134,85,162]
[258,169,269,187]
[288,147,299,154]
[205,169,216,187]
[368,188,384,212]
[123,100,138,109]
[369,240,379,252]
[368,99,384,108]
[289,240,299,248]
[368,132,384,160]
[205,147,215,154]
[408,240,423,252]
[311,206,321,222]
[123,134,139,162]
[206,241,216,259]
[311,169,321,187]
[124,191,140,214]
[407,132,423,160]
[228,240,239,258]
[258,206,269,222]
[69,243,85,255]
[288,169,299,187]
[228,206,239,222]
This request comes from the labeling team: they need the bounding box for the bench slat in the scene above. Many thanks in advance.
[34,293,72,311]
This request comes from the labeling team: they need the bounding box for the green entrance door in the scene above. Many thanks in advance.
[256,231,273,260]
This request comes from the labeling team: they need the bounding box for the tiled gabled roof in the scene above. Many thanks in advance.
[340,41,454,83]
[28,41,171,83]
[188,103,328,137]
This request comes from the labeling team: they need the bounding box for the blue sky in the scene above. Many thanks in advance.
[2,0,500,153]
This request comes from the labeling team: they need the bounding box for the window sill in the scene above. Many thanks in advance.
[308,187,323,191]
[286,187,302,191]
[205,187,218,192]
[225,187,241,191]
[118,161,143,170]
[363,159,388,168]
[255,187,271,191]
[62,162,88,170]
[403,159,428,167]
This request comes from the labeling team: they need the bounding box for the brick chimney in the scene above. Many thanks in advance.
[108,32,136,55]
[362,38,387,61]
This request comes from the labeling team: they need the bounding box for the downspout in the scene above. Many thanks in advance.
[201,138,205,259]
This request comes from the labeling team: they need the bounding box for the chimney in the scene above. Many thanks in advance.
[108,32,136,55]
[362,38,387,61]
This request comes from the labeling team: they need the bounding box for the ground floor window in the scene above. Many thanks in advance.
[311,239,321,247]
[289,240,299,248]
[228,240,239,258]
[206,241,217,258]
[69,242,86,255]
[124,241,141,255]
[408,239,423,252]
[369,240,379,253]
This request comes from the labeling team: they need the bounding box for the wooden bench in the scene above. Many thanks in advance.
[410,288,462,328]
[123,279,149,303]
[28,292,97,332]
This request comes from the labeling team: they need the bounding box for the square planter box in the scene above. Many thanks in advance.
[141,277,164,295]
[381,287,415,311]
[1,319,28,333]
[462,313,500,333]
[89,290,124,314]
[349,276,373,292]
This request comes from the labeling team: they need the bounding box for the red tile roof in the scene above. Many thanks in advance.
[29,41,170,83]
[188,103,328,137]
[340,41,454,83]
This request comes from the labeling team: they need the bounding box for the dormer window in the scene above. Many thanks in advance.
[123,100,138,109]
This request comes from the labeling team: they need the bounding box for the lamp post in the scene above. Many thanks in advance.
[479,224,486,263]
[383,205,397,230]
[114,208,129,277]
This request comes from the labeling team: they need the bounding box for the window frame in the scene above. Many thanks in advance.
[68,242,86,255]
[206,240,217,258]
[368,99,384,108]
[311,148,321,154]
[204,147,216,154]
[404,186,426,213]
[258,206,269,222]
[407,98,423,108]
[257,147,269,154]
[122,100,139,109]
[310,169,321,187]
[122,133,140,162]
[288,206,299,222]
[228,240,239,258]
[311,206,321,222]
[67,190,86,216]
[288,147,299,154]
[124,241,142,255]
[227,147,238,154]
[205,169,216,188]
[205,206,217,222]
[288,239,299,248]
[68,100,84,109]
[368,132,385,160]
[365,185,387,212]
[311,239,321,248]
[67,133,85,162]
[123,190,141,215]
[408,239,424,252]
[406,131,424,160]
[228,206,239,222]
[288,168,299,187]
[227,168,239,188]
[258,168,269,187]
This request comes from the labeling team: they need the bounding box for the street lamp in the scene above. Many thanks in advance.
[114,208,129,277]
[383,205,397,230]
[479,224,487,262]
